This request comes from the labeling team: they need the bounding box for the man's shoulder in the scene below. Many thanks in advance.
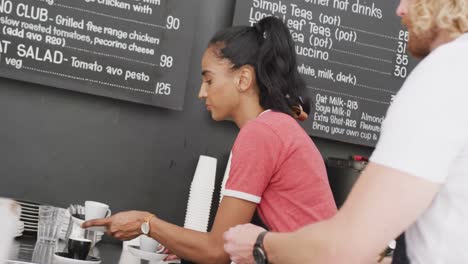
[424,34,468,66]
[400,36,467,95]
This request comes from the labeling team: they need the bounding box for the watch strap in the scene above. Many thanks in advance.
[145,213,156,224]
[143,214,156,235]
[254,231,269,263]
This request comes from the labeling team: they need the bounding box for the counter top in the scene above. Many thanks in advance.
[8,237,137,264]
[7,237,392,264]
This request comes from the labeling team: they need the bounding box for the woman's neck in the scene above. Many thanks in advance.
[232,102,265,128]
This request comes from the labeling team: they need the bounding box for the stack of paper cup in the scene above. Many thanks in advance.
[0,198,20,262]
[184,155,217,232]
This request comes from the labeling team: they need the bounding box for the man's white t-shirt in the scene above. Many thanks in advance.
[371,33,468,264]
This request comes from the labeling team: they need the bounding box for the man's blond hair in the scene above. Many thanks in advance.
[409,0,468,38]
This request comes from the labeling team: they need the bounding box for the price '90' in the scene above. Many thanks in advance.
[166,16,180,30]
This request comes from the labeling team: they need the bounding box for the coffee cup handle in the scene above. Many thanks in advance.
[105,209,112,217]
[156,245,166,254]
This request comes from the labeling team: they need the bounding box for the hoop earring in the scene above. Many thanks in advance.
[292,105,308,121]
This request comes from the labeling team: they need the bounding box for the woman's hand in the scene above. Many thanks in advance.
[162,247,180,262]
[82,210,152,241]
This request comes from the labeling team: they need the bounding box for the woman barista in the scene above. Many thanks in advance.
[83,16,337,264]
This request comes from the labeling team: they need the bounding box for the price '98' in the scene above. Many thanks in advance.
[160,55,173,68]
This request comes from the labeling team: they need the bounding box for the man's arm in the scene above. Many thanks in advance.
[265,162,441,263]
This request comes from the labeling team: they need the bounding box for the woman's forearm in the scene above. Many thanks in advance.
[148,216,230,264]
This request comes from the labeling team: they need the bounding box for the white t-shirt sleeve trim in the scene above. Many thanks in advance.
[223,189,261,204]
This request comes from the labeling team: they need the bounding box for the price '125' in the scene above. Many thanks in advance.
[155,82,171,95]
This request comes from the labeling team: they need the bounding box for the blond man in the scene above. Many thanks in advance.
[223,0,468,263]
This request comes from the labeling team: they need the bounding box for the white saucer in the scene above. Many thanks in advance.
[54,252,101,264]
[128,245,168,261]
[71,216,107,233]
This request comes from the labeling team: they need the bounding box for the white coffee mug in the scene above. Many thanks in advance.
[140,235,165,253]
[84,201,111,221]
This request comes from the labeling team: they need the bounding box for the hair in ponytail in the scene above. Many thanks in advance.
[209,16,310,120]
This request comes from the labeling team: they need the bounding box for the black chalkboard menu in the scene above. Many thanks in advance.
[233,0,419,146]
[0,0,196,110]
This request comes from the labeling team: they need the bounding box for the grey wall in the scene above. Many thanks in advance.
[0,0,372,231]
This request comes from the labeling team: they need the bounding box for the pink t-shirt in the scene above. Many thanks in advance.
[224,110,337,232]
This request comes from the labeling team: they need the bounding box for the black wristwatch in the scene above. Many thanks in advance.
[253,231,269,264]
